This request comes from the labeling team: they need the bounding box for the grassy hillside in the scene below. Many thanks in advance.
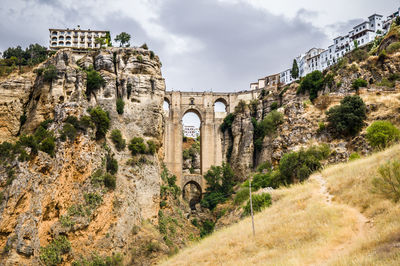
[161,145,400,265]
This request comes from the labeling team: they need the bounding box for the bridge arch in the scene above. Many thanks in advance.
[163,90,260,193]
[182,180,202,210]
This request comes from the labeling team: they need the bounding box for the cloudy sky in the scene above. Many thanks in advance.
[0,0,399,92]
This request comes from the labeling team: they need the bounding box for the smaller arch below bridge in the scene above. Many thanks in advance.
[182,175,203,210]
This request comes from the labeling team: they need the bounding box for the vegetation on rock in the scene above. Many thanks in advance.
[366,120,400,149]
[326,95,366,137]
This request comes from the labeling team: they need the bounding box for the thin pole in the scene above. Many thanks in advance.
[249,177,255,237]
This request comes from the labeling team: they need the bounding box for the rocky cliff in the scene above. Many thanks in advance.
[224,49,400,175]
[0,47,172,264]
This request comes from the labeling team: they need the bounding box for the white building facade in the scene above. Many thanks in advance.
[49,27,110,50]
[183,126,200,139]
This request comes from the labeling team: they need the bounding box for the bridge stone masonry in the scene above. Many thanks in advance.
[163,89,262,198]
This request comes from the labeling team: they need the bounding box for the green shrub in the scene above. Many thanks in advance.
[60,123,77,142]
[85,67,105,98]
[60,215,74,227]
[103,173,116,190]
[89,106,110,140]
[349,152,361,161]
[352,78,368,92]
[39,137,56,157]
[297,70,324,101]
[377,78,395,88]
[106,155,118,175]
[140,43,148,50]
[252,110,284,152]
[200,220,215,238]
[326,95,366,137]
[234,100,247,114]
[378,50,388,64]
[220,113,235,133]
[78,115,95,130]
[386,42,400,54]
[116,98,124,114]
[40,235,71,266]
[243,193,271,216]
[149,51,155,59]
[43,65,57,82]
[256,161,272,173]
[366,121,400,149]
[372,160,400,202]
[200,163,235,210]
[110,129,126,151]
[279,145,330,185]
[84,193,102,208]
[128,137,147,155]
[234,187,250,205]
[147,140,157,155]
[160,165,181,199]
[270,101,278,110]
[317,122,326,133]
[72,253,123,266]
[136,55,143,63]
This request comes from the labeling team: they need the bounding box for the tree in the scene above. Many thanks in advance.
[366,121,400,149]
[291,59,299,79]
[95,37,106,49]
[352,78,368,93]
[114,32,131,47]
[297,70,324,101]
[326,95,366,137]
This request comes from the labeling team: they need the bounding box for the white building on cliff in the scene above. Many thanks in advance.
[49,27,110,50]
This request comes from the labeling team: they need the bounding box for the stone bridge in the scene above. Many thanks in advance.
[163,90,261,198]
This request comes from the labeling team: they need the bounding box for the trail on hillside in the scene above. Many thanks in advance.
[311,174,370,265]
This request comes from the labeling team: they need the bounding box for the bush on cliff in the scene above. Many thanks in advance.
[366,121,400,149]
[252,110,284,152]
[85,66,105,99]
[128,137,147,155]
[110,129,126,151]
[89,106,110,140]
[297,70,325,101]
[40,235,71,266]
[106,154,118,175]
[326,95,366,137]
[43,65,57,82]
[116,98,124,114]
[352,78,368,93]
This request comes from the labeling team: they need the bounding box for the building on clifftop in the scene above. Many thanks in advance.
[49,26,111,50]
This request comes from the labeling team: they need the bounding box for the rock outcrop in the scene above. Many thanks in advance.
[0,47,167,264]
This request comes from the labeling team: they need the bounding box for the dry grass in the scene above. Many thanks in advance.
[324,144,400,265]
[162,145,400,266]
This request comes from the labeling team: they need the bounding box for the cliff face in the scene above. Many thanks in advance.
[224,52,400,174]
[0,48,166,264]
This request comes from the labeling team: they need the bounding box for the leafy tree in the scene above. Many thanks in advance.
[114,32,131,47]
[352,78,368,93]
[140,43,148,50]
[366,121,400,149]
[297,70,324,101]
[291,59,299,79]
[89,106,110,140]
[85,67,105,98]
[200,163,236,210]
[326,95,366,137]
[95,37,106,48]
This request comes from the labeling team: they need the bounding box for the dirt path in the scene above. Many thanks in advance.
[311,173,370,265]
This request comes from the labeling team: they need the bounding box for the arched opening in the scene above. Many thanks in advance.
[52,37,57,41]
[214,98,228,118]
[183,181,202,210]
[163,98,170,113]
[58,41,64,45]
[182,110,201,175]
[51,42,57,46]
